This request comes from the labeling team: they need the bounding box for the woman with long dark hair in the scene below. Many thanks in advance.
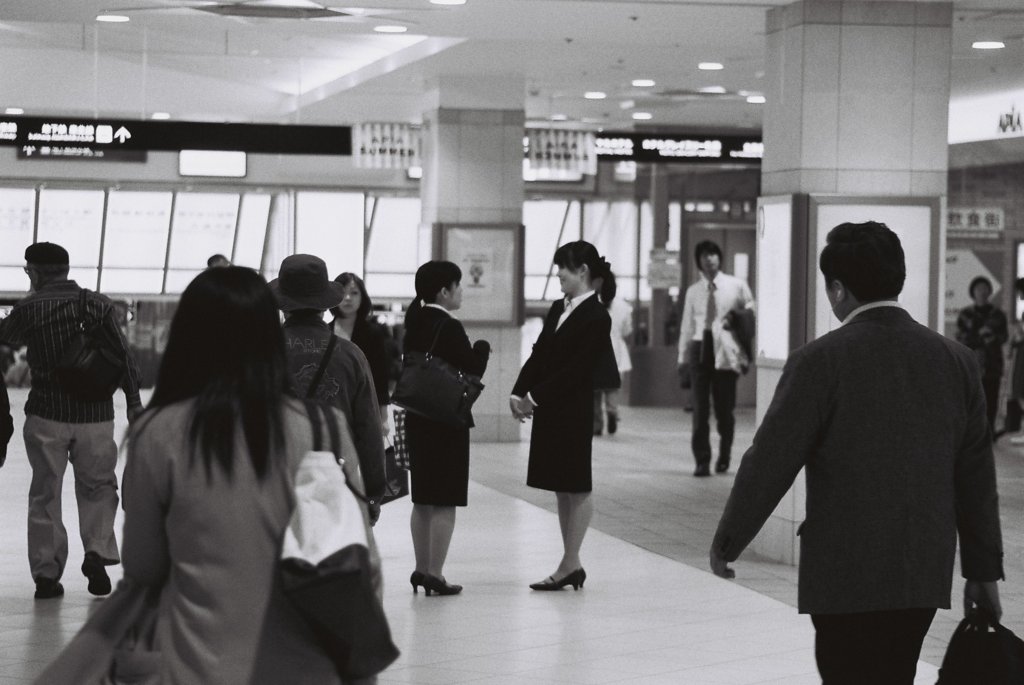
[120,267,370,683]
[403,261,490,596]
[511,241,617,591]
[331,272,393,430]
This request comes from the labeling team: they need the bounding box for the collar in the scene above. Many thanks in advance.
[842,300,902,325]
[564,290,596,310]
[424,303,451,315]
[700,272,721,289]
[283,311,329,329]
[36,279,78,292]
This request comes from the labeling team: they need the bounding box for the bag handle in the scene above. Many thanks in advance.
[425,318,449,356]
[305,334,338,399]
[301,398,371,505]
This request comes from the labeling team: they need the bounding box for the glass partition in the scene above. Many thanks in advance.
[100,190,172,294]
[234,194,271,270]
[365,196,420,298]
[296,192,364,279]
[37,189,105,289]
[524,200,580,301]
[0,188,36,291]
[165,192,240,293]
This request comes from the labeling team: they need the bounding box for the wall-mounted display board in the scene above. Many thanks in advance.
[0,116,351,156]
[435,223,524,326]
[809,196,941,338]
[755,195,809,363]
[594,132,762,164]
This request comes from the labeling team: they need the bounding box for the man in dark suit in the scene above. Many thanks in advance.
[710,221,1004,684]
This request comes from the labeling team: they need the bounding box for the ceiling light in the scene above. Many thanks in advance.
[550,114,568,121]
[632,79,655,88]
[584,91,607,100]
[746,95,766,104]
[632,112,653,120]
[698,62,724,70]
[972,41,1005,50]
[700,86,727,94]
[96,14,130,23]
[5,107,24,115]
[430,0,467,4]
[374,25,408,33]
[151,112,171,120]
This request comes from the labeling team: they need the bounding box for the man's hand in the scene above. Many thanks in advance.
[964,580,1001,623]
[709,545,736,579]
[127,405,143,426]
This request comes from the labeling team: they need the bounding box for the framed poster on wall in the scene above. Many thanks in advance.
[437,222,524,326]
[808,196,941,338]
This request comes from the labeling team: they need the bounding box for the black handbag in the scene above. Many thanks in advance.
[380,439,409,505]
[280,400,400,680]
[56,290,125,401]
[391,320,484,427]
[936,612,1024,684]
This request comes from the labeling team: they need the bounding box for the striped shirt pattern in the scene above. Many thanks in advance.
[0,280,142,423]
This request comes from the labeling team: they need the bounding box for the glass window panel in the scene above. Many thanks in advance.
[668,201,681,252]
[525,275,551,301]
[102,191,172,268]
[100,268,164,294]
[263,192,294,281]
[584,200,639,281]
[364,273,415,300]
[524,200,577,281]
[167,193,239,269]
[0,189,36,266]
[164,269,203,294]
[0,266,29,292]
[234,194,271,269]
[37,189,105,267]
[68,268,99,290]
[296,192,363,279]
[638,201,653,302]
[366,197,420,275]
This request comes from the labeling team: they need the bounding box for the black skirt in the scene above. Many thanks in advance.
[406,412,470,506]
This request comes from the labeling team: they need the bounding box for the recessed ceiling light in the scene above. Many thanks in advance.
[972,41,1005,50]
[747,95,766,104]
[430,0,467,4]
[584,91,607,100]
[632,112,653,120]
[700,86,727,94]
[698,62,724,70]
[151,112,171,120]
[374,25,408,33]
[96,14,130,23]
[632,79,656,87]
[550,114,568,121]
[5,107,24,115]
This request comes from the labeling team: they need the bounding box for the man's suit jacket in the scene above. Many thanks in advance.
[713,306,1003,614]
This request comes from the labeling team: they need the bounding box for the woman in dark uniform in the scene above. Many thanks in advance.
[404,261,490,596]
[511,241,617,591]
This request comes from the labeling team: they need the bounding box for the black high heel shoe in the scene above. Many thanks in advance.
[421,574,462,596]
[529,568,586,591]
[410,571,426,594]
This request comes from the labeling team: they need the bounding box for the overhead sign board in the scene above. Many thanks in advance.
[948,207,1005,238]
[0,116,351,156]
[593,132,762,164]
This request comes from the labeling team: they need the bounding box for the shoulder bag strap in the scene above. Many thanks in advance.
[303,398,324,452]
[426,317,449,355]
[318,401,370,503]
[304,334,338,399]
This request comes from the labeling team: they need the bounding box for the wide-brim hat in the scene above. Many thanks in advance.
[268,254,346,312]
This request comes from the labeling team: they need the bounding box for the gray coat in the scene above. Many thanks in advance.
[713,306,1004,614]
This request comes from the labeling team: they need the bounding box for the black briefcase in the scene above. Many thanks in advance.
[936,612,1024,684]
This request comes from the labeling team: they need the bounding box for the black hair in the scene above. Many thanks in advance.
[819,221,905,302]
[599,270,618,308]
[330,272,372,321]
[30,263,70,284]
[553,240,615,304]
[694,240,723,268]
[145,267,291,480]
[969,276,993,299]
[206,254,230,267]
[405,260,462,330]
[1015,278,1024,296]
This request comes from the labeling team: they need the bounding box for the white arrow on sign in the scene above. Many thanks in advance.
[945,249,1001,318]
[114,126,131,144]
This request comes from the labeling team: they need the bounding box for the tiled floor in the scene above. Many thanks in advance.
[2,389,1021,683]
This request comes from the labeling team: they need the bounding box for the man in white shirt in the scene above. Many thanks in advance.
[677,240,754,476]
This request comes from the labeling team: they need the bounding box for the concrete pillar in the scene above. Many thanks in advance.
[420,74,525,442]
[752,0,952,564]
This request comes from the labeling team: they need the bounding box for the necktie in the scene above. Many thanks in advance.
[704,281,717,330]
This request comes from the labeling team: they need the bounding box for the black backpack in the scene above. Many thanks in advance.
[55,289,125,401]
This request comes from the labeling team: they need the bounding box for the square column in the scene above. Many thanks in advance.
[753,0,952,564]
[421,75,526,442]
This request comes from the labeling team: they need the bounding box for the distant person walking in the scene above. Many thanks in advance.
[0,242,143,600]
[511,241,617,591]
[403,261,490,596]
[677,240,754,476]
[711,222,1003,685]
[956,275,1008,436]
[593,273,631,436]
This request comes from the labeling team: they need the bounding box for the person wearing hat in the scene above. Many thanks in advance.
[0,242,143,600]
[270,254,386,523]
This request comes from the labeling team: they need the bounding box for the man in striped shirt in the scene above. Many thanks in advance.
[0,242,143,600]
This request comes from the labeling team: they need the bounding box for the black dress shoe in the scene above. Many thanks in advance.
[715,458,730,474]
[607,413,618,435]
[82,552,111,596]
[694,464,711,477]
[421,574,462,596]
[530,568,586,591]
[34,578,64,600]
[410,570,426,594]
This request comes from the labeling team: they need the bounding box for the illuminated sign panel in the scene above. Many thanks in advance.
[0,116,352,156]
[593,132,761,164]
